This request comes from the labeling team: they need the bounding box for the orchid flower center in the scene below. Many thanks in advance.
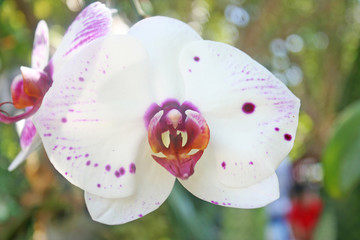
[145,99,210,180]
[0,64,53,124]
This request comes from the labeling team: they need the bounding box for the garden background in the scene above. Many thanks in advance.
[1,0,360,239]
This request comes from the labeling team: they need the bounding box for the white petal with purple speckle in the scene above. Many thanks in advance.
[179,40,300,188]
[129,16,202,102]
[51,2,112,72]
[85,143,175,225]
[34,35,155,198]
[180,148,280,208]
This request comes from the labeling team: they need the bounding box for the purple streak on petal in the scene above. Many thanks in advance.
[63,2,112,57]
[20,118,37,149]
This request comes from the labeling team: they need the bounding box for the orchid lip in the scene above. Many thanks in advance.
[146,99,210,180]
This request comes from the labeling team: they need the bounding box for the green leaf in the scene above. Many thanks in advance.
[323,100,360,198]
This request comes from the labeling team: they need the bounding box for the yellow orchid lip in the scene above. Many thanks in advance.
[145,99,210,180]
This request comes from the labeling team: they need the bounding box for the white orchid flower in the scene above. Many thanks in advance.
[32,16,300,225]
[0,2,112,171]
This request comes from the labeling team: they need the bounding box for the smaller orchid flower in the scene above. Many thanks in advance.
[33,17,300,225]
[0,2,113,171]
[1,20,50,171]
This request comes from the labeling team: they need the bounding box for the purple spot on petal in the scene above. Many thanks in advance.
[138,214,143,218]
[242,102,255,114]
[105,164,111,171]
[86,160,91,166]
[211,201,219,205]
[119,167,125,176]
[43,133,52,137]
[115,167,126,178]
[94,163,98,167]
[249,161,254,165]
[194,56,200,62]
[67,156,71,160]
[188,69,192,72]
[79,77,84,82]
[97,184,101,188]
[85,153,89,158]
[275,127,280,131]
[284,134,292,141]
[221,161,226,170]
[129,163,136,174]
[61,117,67,123]
[65,172,68,175]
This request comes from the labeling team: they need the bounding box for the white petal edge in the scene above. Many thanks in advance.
[128,16,202,102]
[31,20,49,70]
[179,40,300,188]
[180,147,280,208]
[8,133,42,171]
[85,143,175,225]
[33,34,155,198]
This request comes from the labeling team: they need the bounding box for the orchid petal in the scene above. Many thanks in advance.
[128,16,202,102]
[20,118,37,149]
[51,2,112,73]
[8,131,42,171]
[180,148,279,208]
[85,145,175,225]
[179,40,300,188]
[31,20,49,70]
[33,35,154,198]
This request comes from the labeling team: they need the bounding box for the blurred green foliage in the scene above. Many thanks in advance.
[323,101,360,198]
[1,0,360,239]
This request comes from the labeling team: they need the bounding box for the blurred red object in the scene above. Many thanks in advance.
[288,186,323,240]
